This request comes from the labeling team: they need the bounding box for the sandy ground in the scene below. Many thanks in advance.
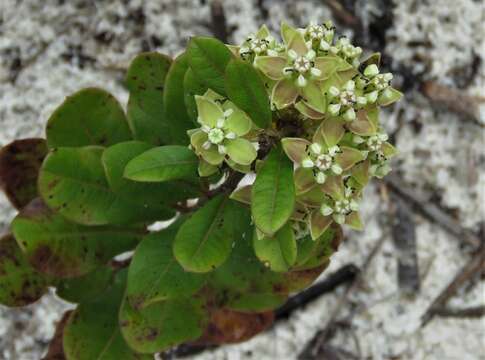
[0,0,484,359]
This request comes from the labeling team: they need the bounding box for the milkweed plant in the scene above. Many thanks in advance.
[0,22,401,358]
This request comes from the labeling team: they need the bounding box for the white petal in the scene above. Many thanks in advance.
[315,172,326,184]
[356,96,367,106]
[202,141,212,150]
[310,142,322,155]
[328,146,340,156]
[296,74,308,87]
[302,158,314,168]
[353,135,365,144]
[201,125,211,133]
[320,204,333,216]
[223,108,234,117]
[267,49,278,56]
[328,86,340,98]
[320,40,330,50]
[345,80,355,91]
[350,200,360,212]
[252,142,260,151]
[216,118,225,128]
[239,46,250,54]
[305,49,316,60]
[328,103,341,115]
[366,91,378,103]
[225,132,236,139]
[333,213,346,224]
[288,49,298,60]
[343,108,356,121]
[310,67,322,77]
[364,64,379,77]
[218,145,227,154]
[331,164,343,175]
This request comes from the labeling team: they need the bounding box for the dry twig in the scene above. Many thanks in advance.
[421,246,485,326]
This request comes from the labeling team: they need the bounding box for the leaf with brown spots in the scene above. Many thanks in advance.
[46,88,132,148]
[0,138,47,209]
[12,198,144,278]
[126,52,172,145]
[119,293,208,354]
[63,270,151,360]
[0,234,50,307]
[198,308,274,345]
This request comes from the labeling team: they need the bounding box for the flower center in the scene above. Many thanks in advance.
[208,128,225,144]
[250,39,268,54]
[293,56,311,73]
[308,25,324,40]
[367,135,383,151]
[340,90,356,106]
[315,154,333,170]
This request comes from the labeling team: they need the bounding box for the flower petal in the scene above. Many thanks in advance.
[381,142,397,158]
[198,159,219,177]
[191,130,224,165]
[378,87,403,106]
[281,137,311,164]
[281,21,299,45]
[297,186,326,208]
[288,32,309,56]
[227,45,240,57]
[254,56,287,80]
[226,138,257,165]
[351,159,370,187]
[230,185,252,204]
[321,175,344,200]
[316,119,345,147]
[314,56,352,79]
[294,101,325,119]
[310,211,333,240]
[226,157,252,173]
[347,110,377,136]
[299,81,326,113]
[256,24,271,39]
[294,167,316,195]
[224,105,252,135]
[195,96,224,127]
[335,147,365,170]
[271,79,298,109]
[345,211,363,230]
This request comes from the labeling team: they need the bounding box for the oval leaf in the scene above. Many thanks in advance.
[39,146,172,225]
[252,146,296,236]
[0,234,49,307]
[225,59,271,128]
[253,223,297,272]
[187,37,233,96]
[0,138,47,209]
[102,141,195,215]
[63,270,149,360]
[12,198,143,278]
[126,52,172,145]
[173,196,239,273]
[119,295,207,354]
[56,266,113,304]
[184,68,208,122]
[124,145,198,182]
[126,228,206,309]
[163,53,195,145]
[46,88,132,148]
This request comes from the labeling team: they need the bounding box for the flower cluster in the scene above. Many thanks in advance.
[189,22,401,240]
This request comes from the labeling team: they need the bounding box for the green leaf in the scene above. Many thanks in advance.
[252,223,297,272]
[124,145,198,182]
[102,141,195,216]
[252,146,296,236]
[56,266,113,304]
[208,216,289,312]
[184,68,208,122]
[0,138,47,209]
[46,88,132,148]
[0,234,50,307]
[187,37,233,96]
[163,53,195,145]
[63,270,149,360]
[126,52,172,145]
[38,146,171,225]
[119,295,207,354]
[12,198,143,278]
[173,196,240,273]
[225,59,271,128]
[126,228,206,309]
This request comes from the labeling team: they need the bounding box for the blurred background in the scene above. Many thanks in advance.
[0,0,483,359]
